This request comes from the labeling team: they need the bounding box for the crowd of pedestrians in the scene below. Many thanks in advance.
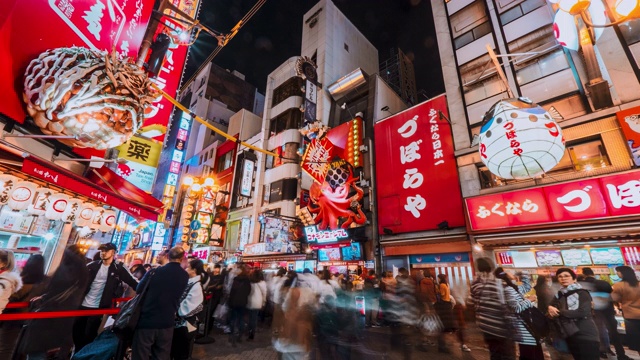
[1,246,640,360]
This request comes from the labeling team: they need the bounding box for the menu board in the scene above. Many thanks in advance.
[535,250,564,266]
[0,208,35,234]
[590,248,624,265]
[561,249,592,266]
[31,216,63,237]
[510,251,538,268]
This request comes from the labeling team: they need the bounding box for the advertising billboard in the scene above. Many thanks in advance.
[0,0,154,125]
[374,95,465,234]
[465,169,640,231]
[300,118,367,230]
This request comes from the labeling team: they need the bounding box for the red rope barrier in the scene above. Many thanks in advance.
[5,302,30,309]
[0,308,120,321]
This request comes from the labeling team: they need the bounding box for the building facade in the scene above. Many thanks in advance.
[429,0,640,277]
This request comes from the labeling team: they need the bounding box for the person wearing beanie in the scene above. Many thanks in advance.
[548,268,599,360]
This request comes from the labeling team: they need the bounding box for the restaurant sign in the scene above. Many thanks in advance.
[466,170,640,230]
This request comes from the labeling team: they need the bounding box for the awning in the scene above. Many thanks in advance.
[87,166,164,211]
[240,254,308,262]
[21,155,161,221]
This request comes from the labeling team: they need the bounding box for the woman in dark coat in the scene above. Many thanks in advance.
[548,268,599,360]
[17,245,89,359]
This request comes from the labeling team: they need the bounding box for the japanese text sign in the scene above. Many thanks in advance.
[1,0,154,124]
[616,107,640,166]
[374,95,465,234]
[116,135,161,192]
[466,170,640,230]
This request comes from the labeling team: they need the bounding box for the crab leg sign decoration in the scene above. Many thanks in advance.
[308,159,366,230]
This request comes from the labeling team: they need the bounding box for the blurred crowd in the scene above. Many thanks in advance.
[0,247,639,360]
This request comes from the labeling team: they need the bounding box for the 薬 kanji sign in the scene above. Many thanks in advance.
[466,170,640,230]
[374,95,465,234]
[116,135,160,193]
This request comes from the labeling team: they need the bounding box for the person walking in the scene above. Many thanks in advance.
[417,270,437,312]
[469,258,516,360]
[612,265,640,357]
[0,250,21,314]
[17,245,89,359]
[548,268,600,360]
[247,269,267,340]
[0,254,46,358]
[363,270,380,327]
[581,267,630,360]
[73,243,139,351]
[533,276,552,314]
[379,271,397,325]
[495,269,543,360]
[273,272,315,360]
[205,264,225,335]
[170,259,205,360]
[132,246,189,360]
[434,273,456,354]
[227,265,251,346]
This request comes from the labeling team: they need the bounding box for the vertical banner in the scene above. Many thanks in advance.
[616,107,640,166]
[304,80,317,125]
[374,95,465,234]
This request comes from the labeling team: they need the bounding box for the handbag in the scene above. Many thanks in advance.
[515,291,550,340]
[554,317,580,339]
[113,269,155,335]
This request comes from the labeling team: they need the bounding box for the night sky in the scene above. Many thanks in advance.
[183,0,444,98]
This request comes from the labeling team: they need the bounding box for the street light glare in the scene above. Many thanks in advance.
[204,177,215,187]
[183,176,194,186]
[192,183,202,192]
[615,0,640,17]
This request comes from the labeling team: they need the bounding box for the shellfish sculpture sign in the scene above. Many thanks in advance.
[479,98,565,179]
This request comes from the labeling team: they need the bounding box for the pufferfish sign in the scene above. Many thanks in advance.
[300,119,366,230]
[479,97,565,179]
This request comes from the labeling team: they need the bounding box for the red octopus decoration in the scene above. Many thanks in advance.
[308,174,366,230]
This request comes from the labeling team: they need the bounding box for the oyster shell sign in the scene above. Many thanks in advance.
[0,0,154,125]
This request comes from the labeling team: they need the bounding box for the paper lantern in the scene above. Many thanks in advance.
[76,202,96,227]
[7,181,38,211]
[45,193,70,221]
[0,175,19,204]
[553,1,606,51]
[62,198,82,223]
[479,98,565,179]
[99,210,117,232]
[89,207,107,230]
[28,188,58,216]
[22,47,154,150]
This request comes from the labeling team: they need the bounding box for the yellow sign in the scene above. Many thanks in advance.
[117,136,161,167]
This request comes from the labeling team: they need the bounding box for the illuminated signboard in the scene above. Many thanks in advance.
[116,136,161,193]
[240,160,255,197]
[304,225,349,243]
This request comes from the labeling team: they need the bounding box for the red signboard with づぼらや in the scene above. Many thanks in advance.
[374,95,465,234]
[466,170,640,230]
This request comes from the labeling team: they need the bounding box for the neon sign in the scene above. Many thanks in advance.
[304,225,349,243]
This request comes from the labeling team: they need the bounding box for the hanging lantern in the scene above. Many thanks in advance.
[28,188,58,216]
[7,181,38,211]
[45,193,70,221]
[479,97,565,180]
[76,202,96,227]
[0,175,19,204]
[89,207,107,230]
[553,0,606,51]
[62,198,82,222]
[99,210,117,232]
[22,47,155,150]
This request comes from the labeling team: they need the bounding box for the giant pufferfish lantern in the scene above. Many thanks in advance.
[479,97,565,180]
[22,47,155,150]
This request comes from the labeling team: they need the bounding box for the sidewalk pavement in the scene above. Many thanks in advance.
[192,322,640,360]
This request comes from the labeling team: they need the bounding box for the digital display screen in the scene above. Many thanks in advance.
[510,251,538,268]
[590,248,624,265]
[318,248,342,262]
[295,261,305,272]
[304,260,316,272]
[341,243,362,261]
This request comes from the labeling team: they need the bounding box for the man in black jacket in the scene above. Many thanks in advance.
[132,246,189,360]
[581,267,631,360]
[73,242,139,351]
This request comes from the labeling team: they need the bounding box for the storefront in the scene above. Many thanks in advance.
[466,169,640,277]
[0,153,162,273]
[304,225,367,275]
[241,213,306,271]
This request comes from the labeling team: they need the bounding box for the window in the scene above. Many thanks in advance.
[478,137,611,189]
[272,77,305,107]
[454,21,491,49]
[515,49,570,86]
[269,109,302,136]
[216,151,234,173]
[499,0,545,25]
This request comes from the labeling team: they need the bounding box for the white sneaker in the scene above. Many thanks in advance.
[461,344,471,352]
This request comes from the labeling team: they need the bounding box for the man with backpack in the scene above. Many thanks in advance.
[73,243,139,352]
